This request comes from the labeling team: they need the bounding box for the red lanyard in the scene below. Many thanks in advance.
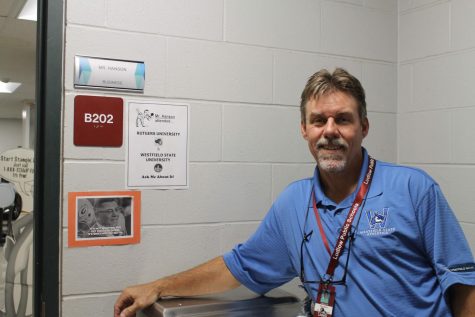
[312,156,376,279]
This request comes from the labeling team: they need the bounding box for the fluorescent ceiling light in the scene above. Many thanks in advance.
[0,81,21,93]
[18,0,37,21]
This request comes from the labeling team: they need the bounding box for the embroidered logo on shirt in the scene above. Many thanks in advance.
[359,208,395,237]
[448,263,475,273]
[366,208,389,229]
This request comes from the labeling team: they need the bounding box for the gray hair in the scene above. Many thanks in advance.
[300,68,367,122]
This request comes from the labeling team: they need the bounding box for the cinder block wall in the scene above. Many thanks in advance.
[398,0,475,253]
[62,1,397,315]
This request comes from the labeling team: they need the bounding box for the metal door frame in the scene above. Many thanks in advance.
[34,0,63,315]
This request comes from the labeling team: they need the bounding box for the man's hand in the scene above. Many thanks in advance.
[114,280,161,317]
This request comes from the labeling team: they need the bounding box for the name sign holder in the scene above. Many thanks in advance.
[74,56,145,92]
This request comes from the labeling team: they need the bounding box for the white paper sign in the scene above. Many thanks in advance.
[127,101,189,189]
[0,148,34,211]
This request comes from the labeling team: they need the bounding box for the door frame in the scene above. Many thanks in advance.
[34,0,63,315]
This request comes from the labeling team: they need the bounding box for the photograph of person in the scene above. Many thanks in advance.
[77,196,132,239]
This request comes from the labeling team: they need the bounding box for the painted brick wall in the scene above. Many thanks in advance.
[398,0,475,254]
[62,1,397,315]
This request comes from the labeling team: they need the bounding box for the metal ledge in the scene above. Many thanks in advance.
[138,287,303,317]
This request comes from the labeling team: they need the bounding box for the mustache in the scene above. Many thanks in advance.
[316,138,348,149]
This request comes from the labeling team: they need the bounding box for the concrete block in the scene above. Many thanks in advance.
[271,164,315,201]
[67,0,106,26]
[189,103,222,162]
[452,108,475,164]
[225,0,320,51]
[62,161,125,227]
[364,0,397,11]
[413,164,451,192]
[65,26,167,97]
[220,222,260,252]
[412,0,443,8]
[140,163,272,224]
[413,51,475,110]
[62,225,223,294]
[167,38,273,104]
[398,0,413,12]
[461,223,475,255]
[331,0,364,6]
[273,51,362,106]
[63,161,125,193]
[398,111,451,164]
[399,3,450,61]
[363,112,397,163]
[63,295,117,317]
[222,104,311,162]
[321,2,396,61]
[404,164,475,225]
[451,0,475,51]
[107,0,223,41]
[397,64,412,113]
[362,62,397,113]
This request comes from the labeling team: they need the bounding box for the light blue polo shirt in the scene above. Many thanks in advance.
[224,149,475,316]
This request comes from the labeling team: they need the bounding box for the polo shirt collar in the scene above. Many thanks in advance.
[313,147,382,210]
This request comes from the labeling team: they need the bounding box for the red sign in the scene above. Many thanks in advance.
[74,95,123,147]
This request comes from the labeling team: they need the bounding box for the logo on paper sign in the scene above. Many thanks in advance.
[154,163,163,173]
[154,138,163,150]
[359,208,395,237]
[136,109,153,127]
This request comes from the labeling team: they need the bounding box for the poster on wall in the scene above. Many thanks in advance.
[127,101,189,189]
[0,148,34,212]
[68,191,141,247]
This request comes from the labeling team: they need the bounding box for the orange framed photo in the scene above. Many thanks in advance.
[68,191,141,247]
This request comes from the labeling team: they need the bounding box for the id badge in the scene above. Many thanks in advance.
[314,284,336,317]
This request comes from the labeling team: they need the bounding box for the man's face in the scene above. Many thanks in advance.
[300,91,369,174]
[95,201,121,227]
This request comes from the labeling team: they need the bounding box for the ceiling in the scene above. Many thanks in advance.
[0,0,36,119]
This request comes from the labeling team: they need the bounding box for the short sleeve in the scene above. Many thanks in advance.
[223,204,297,294]
[416,184,475,294]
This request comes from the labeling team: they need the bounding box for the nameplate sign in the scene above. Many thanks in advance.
[74,56,145,92]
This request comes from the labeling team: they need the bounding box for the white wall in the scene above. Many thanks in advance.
[0,119,21,154]
[398,0,475,254]
[62,1,397,315]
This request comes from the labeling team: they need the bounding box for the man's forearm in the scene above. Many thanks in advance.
[114,256,241,317]
[152,256,240,298]
[450,284,475,317]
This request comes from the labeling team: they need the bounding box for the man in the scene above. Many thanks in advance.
[95,198,127,236]
[115,68,475,317]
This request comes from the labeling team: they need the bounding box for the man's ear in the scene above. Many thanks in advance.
[362,117,369,138]
[300,121,308,140]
